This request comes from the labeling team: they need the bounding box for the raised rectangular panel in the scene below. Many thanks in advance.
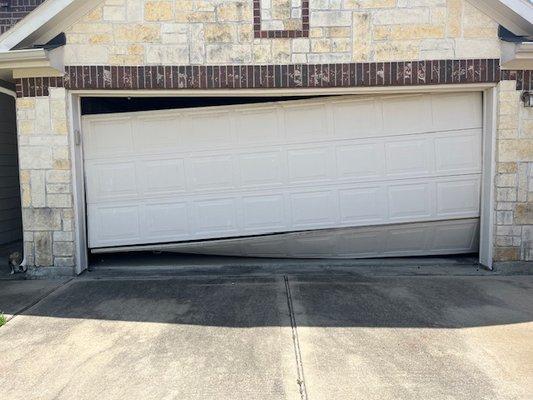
[288,147,330,182]
[339,187,384,223]
[337,230,382,256]
[243,195,285,230]
[194,198,237,233]
[145,202,189,236]
[134,116,179,152]
[243,237,290,257]
[385,139,430,175]
[189,156,234,190]
[290,191,335,226]
[382,95,432,135]
[143,159,185,194]
[385,227,429,252]
[185,112,232,148]
[336,143,382,178]
[289,235,336,257]
[92,205,140,243]
[239,152,283,186]
[431,221,478,251]
[86,118,133,158]
[331,99,382,138]
[90,162,137,201]
[435,133,481,173]
[236,108,280,144]
[436,179,480,216]
[388,183,431,218]
[284,104,327,141]
[432,92,482,131]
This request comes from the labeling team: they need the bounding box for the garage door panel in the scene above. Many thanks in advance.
[144,202,190,238]
[339,187,385,224]
[385,226,431,252]
[143,219,480,259]
[83,93,483,250]
[193,198,238,234]
[388,183,432,219]
[142,158,186,194]
[283,102,328,141]
[90,205,141,244]
[235,107,281,144]
[436,179,480,216]
[134,116,180,151]
[239,151,284,187]
[182,112,233,149]
[431,92,482,131]
[188,155,235,190]
[288,147,332,183]
[434,132,482,172]
[431,221,479,251]
[86,161,138,202]
[85,117,134,158]
[385,138,431,176]
[336,143,382,179]
[290,191,337,227]
[331,98,383,138]
[382,95,433,135]
[242,195,285,231]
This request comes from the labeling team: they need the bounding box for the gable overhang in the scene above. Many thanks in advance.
[0,47,64,81]
[0,0,102,51]
[501,41,533,69]
[468,0,533,38]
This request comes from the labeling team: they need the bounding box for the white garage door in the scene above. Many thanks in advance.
[82,92,483,255]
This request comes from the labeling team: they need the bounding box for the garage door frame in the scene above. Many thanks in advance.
[67,83,498,275]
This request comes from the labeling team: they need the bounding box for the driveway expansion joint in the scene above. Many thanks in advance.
[284,275,308,400]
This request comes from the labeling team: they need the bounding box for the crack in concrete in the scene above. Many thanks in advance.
[284,275,308,400]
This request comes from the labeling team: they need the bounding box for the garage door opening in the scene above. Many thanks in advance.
[80,92,483,261]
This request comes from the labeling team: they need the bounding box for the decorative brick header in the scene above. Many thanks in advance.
[253,0,309,38]
[13,59,533,98]
[0,0,45,34]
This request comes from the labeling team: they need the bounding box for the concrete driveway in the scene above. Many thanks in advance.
[0,272,532,400]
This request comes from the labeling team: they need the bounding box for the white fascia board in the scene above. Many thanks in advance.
[0,0,103,51]
[501,41,533,69]
[467,0,533,37]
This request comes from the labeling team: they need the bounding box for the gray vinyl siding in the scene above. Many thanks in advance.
[0,93,22,245]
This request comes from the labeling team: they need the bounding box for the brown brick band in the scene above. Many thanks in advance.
[253,0,309,38]
[0,0,46,34]
[14,59,533,98]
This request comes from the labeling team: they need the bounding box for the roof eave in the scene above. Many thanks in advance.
[0,47,64,81]
[501,41,533,69]
[467,0,533,38]
[0,0,102,51]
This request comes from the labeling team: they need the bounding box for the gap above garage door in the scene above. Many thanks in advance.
[82,92,483,257]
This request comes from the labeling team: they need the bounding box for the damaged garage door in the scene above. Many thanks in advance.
[82,92,482,257]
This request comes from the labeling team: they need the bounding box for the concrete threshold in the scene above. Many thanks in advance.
[84,252,499,280]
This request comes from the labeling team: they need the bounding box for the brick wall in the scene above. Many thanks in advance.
[0,0,46,35]
[494,81,533,263]
[63,0,501,65]
[16,88,75,271]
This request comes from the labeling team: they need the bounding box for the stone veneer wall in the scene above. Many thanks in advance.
[16,88,76,271]
[10,0,532,272]
[63,0,501,65]
[495,81,533,263]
